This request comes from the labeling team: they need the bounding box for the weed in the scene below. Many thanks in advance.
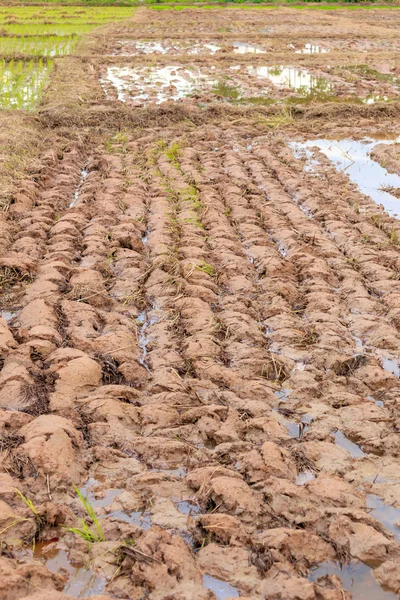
[15,488,42,521]
[295,327,319,347]
[389,228,400,246]
[370,213,386,229]
[196,262,218,277]
[64,486,105,545]
[258,108,294,129]
[164,141,181,168]
[212,79,240,100]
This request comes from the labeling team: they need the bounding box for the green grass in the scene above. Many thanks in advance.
[212,79,241,99]
[339,64,400,84]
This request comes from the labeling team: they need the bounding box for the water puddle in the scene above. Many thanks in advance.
[122,40,168,54]
[278,416,302,438]
[108,509,152,529]
[175,500,202,515]
[102,65,217,104]
[309,560,397,599]
[275,388,292,401]
[79,478,123,509]
[0,58,53,109]
[381,355,400,378]
[247,65,332,96]
[294,43,329,54]
[202,574,239,599]
[367,494,400,541]
[189,43,221,55]
[296,470,315,485]
[291,138,400,219]
[115,41,222,56]
[367,395,384,408]
[33,542,106,598]
[69,168,88,208]
[135,307,160,370]
[363,94,389,105]
[277,242,288,257]
[1,309,18,322]
[333,430,366,458]
[232,41,266,54]
[155,466,187,477]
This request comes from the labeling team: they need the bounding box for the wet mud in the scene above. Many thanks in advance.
[2,5,400,600]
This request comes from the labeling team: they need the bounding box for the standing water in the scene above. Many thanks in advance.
[291,138,400,218]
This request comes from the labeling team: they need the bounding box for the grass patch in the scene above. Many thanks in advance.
[212,79,241,100]
[196,262,218,277]
[164,141,182,168]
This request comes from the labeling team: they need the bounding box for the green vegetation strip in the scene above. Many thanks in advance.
[0,58,53,109]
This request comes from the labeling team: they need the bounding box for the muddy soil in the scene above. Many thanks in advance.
[2,5,400,600]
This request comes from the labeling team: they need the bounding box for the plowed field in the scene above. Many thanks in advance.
[1,5,400,600]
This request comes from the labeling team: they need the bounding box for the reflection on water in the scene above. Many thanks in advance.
[381,355,400,378]
[291,138,400,218]
[0,58,53,109]
[367,494,400,541]
[114,40,221,56]
[333,430,366,458]
[1,309,18,322]
[247,65,332,97]
[232,41,266,54]
[296,470,315,485]
[309,560,397,599]
[202,575,239,599]
[33,542,106,598]
[363,94,389,104]
[102,65,217,104]
[294,43,329,54]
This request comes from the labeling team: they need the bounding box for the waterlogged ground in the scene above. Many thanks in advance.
[2,5,400,600]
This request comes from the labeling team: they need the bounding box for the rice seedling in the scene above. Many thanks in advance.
[0,35,77,57]
[0,58,53,110]
[64,486,105,545]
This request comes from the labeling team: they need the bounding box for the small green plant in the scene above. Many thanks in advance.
[15,489,43,525]
[164,141,181,168]
[389,228,399,246]
[196,262,217,277]
[212,79,240,100]
[64,487,105,545]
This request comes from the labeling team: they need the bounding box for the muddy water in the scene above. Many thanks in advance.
[69,168,88,209]
[247,65,332,96]
[1,309,18,322]
[291,138,400,218]
[309,560,397,599]
[232,41,266,54]
[136,305,160,370]
[33,542,106,598]
[296,470,316,485]
[294,43,329,54]
[202,575,239,599]
[334,430,366,458]
[102,65,217,104]
[367,494,400,541]
[380,354,400,378]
